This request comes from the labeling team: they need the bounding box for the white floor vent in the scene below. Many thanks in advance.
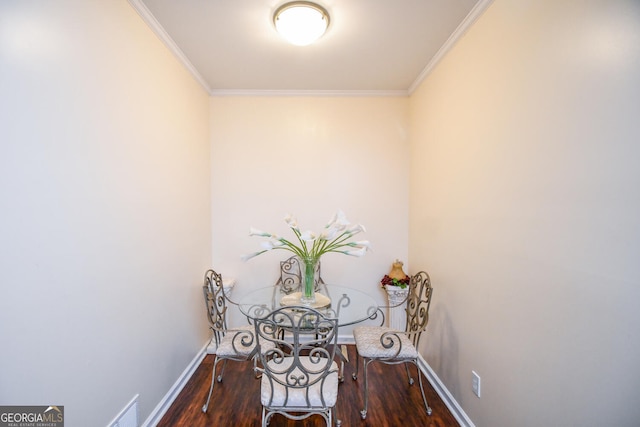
[109,394,139,427]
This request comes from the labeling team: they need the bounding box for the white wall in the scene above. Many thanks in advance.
[0,1,211,425]
[409,0,640,426]
[6,1,638,425]
[210,96,410,332]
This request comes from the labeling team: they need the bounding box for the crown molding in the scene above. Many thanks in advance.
[408,0,495,95]
[129,0,493,97]
[128,0,212,94]
[210,89,409,97]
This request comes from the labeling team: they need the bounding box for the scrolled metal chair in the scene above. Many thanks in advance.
[274,255,326,295]
[201,269,273,413]
[351,270,434,420]
[272,255,331,354]
[253,306,342,427]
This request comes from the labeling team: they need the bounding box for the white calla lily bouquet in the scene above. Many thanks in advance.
[242,210,370,262]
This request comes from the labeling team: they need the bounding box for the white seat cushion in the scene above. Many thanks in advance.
[261,356,339,408]
[353,326,418,359]
[216,325,275,357]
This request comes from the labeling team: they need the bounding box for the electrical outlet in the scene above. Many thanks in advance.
[472,371,481,398]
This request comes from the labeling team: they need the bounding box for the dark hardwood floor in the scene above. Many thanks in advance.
[158,345,459,426]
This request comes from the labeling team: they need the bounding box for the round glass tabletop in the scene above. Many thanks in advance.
[237,284,380,327]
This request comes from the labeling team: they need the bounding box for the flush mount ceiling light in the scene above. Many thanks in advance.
[273,1,330,46]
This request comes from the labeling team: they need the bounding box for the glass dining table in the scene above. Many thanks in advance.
[234,284,381,382]
[235,283,380,326]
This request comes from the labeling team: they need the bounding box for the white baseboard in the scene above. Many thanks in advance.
[107,394,139,427]
[141,343,208,427]
[141,338,351,425]
[417,356,475,427]
[337,334,355,345]
[140,339,472,427]
[344,334,472,426]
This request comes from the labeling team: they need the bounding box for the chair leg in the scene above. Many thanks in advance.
[252,355,262,379]
[261,406,270,427]
[404,362,415,385]
[332,406,342,426]
[217,359,227,382]
[202,356,222,413]
[335,345,348,383]
[351,347,360,381]
[415,361,433,416]
[359,358,371,420]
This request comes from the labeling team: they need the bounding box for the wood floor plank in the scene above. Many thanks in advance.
[157,345,459,426]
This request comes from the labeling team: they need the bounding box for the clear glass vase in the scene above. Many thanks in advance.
[300,256,319,305]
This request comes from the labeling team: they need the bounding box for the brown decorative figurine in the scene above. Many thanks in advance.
[381,259,410,289]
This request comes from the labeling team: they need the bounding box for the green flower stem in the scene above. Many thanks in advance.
[318,232,353,253]
[278,240,305,258]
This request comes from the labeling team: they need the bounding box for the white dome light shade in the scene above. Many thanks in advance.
[274,2,330,46]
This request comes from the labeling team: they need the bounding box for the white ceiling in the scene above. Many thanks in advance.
[130,0,491,95]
